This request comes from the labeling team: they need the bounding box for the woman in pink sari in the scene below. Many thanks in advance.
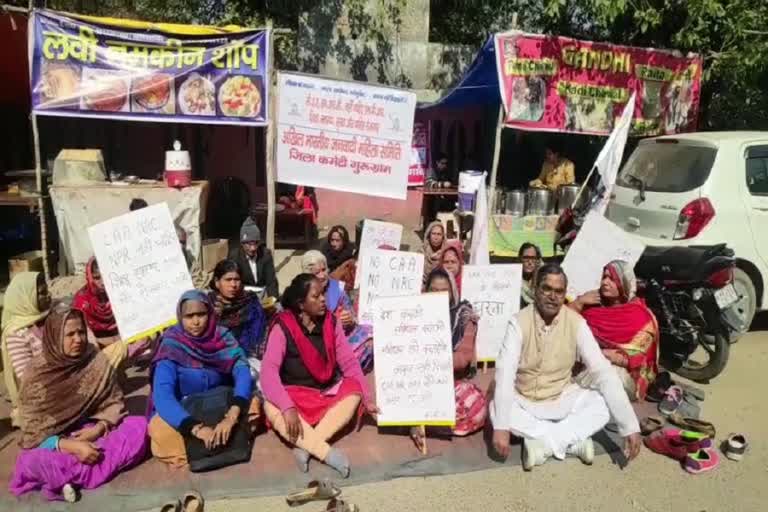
[571,260,659,401]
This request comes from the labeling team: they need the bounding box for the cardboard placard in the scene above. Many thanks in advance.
[358,248,423,326]
[462,264,522,361]
[354,219,403,288]
[373,292,456,426]
[561,211,645,298]
[88,203,193,341]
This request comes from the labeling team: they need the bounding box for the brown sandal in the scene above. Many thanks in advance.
[286,479,342,507]
[640,416,663,436]
[324,498,360,512]
[668,412,716,438]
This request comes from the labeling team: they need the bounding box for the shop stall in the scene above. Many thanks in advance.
[25,9,275,276]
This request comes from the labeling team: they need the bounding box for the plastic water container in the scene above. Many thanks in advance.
[165,140,191,188]
[458,170,484,212]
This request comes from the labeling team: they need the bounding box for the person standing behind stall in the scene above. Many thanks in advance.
[529,143,575,192]
[425,152,456,221]
[231,217,279,298]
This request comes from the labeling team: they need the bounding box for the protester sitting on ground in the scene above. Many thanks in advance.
[209,259,267,368]
[1,271,52,427]
[148,290,254,468]
[231,216,279,298]
[422,220,447,285]
[490,263,641,471]
[260,274,377,478]
[72,257,150,366]
[411,268,487,450]
[9,306,148,503]
[519,242,543,309]
[322,225,355,273]
[302,251,373,372]
[440,240,465,296]
[568,260,659,402]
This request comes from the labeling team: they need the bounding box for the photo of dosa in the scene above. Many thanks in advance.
[39,62,81,108]
[218,75,262,117]
[80,68,130,112]
[131,73,175,114]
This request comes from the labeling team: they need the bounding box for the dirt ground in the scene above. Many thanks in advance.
[200,319,768,512]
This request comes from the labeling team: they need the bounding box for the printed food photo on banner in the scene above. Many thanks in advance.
[494,32,702,136]
[30,10,270,125]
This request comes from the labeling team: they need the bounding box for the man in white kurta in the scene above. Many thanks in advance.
[491,264,642,470]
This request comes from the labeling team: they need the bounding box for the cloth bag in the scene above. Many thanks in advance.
[181,386,252,472]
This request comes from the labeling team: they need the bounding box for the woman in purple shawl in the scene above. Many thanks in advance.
[147,290,253,468]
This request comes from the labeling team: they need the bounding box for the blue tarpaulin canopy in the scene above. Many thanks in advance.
[418,36,501,111]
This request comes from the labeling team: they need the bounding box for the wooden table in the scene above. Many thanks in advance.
[0,192,41,212]
[416,186,459,230]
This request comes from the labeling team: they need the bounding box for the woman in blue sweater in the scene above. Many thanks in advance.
[148,290,252,468]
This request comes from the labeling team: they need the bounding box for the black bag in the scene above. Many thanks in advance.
[181,386,252,472]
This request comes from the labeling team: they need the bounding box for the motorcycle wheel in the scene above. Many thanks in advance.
[674,330,730,382]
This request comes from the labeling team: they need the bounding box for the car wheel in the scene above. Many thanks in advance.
[722,267,757,342]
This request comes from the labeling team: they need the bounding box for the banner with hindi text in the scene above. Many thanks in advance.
[30,10,269,126]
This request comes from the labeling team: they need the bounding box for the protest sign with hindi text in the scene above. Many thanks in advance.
[358,249,423,326]
[88,203,193,342]
[276,72,416,199]
[462,264,522,361]
[373,292,456,426]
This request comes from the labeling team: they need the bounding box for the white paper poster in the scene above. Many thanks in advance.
[358,249,423,326]
[462,264,522,361]
[88,203,193,342]
[562,211,645,298]
[373,292,456,426]
[276,72,417,200]
[354,219,403,288]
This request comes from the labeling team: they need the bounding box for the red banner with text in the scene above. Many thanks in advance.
[494,32,702,136]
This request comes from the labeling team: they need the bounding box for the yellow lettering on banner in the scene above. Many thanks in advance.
[180,47,206,67]
[600,52,612,71]
[42,28,97,63]
[212,41,259,70]
[561,45,632,74]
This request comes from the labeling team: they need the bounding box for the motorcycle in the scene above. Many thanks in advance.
[555,208,736,382]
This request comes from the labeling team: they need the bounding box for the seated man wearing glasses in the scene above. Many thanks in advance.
[490,263,642,471]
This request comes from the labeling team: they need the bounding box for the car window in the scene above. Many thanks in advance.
[617,143,717,193]
[746,157,768,195]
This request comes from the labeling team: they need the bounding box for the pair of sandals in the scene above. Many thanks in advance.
[286,479,359,511]
[640,413,716,438]
[161,491,204,512]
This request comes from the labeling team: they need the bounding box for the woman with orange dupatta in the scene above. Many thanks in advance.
[439,240,465,296]
[570,260,659,401]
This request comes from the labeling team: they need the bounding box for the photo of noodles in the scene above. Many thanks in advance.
[80,68,129,112]
[178,73,216,116]
[40,63,81,107]
[218,75,262,117]
[131,73,174,114]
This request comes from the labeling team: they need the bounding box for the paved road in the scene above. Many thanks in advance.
[205,320,768,512]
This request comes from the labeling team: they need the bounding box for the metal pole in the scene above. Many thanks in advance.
[31,113,50,281]
[265,21,276,251]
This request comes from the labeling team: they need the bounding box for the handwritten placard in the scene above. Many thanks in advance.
[88,203,193,342]
[354,219,403,288]
[358,248,423,326]
[462,264,522,361]
[373,292,456,426]
[562,211,645,298]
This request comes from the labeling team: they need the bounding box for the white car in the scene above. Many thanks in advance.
[607,131,768,340]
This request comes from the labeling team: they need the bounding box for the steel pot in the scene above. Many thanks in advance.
[526,188,554,216]
[556,184,580,213]
[505,189,527,216]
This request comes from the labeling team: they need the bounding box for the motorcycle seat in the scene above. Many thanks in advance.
[634,244,733,281]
